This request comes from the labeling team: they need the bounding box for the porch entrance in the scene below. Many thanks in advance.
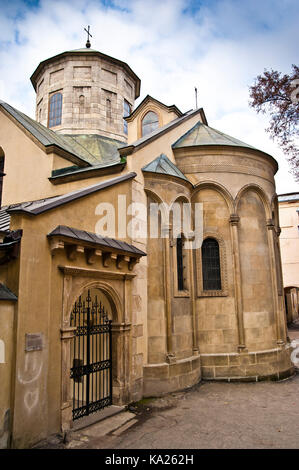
[70,289,112,420]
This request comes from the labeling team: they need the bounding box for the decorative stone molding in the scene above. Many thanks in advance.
[66,244,84,261]
[50,237,142,271]
[85,248,102,265]
[116,255,130,269]
[49,238,64,255]
[59,265,136,281]
[166,352,176,364]
[229,214,240,226]
[128,257,140,271]
[60,326,76,340]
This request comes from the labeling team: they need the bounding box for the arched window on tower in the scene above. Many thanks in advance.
[48,92,62,127]
[202,238,221,291]
[0,148,5,207]
[141,111,159,137]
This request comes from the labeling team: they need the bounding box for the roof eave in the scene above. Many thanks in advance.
[31,50,141,99]
[7,172,137,216]
[173,144,279,173]
[49,162,126,185]
[142,170,193,187]
[126,94,183,122]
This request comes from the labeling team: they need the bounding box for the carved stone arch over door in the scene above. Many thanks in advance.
[59,266,135,432]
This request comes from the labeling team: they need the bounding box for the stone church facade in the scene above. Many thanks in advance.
[0,45,294,448]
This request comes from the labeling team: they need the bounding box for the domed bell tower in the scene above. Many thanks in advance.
[30,31,140,143]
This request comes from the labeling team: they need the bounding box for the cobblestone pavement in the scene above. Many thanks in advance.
[36,327,299,450]
[63,375,299,449]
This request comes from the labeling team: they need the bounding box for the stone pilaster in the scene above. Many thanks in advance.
[60,326,76,432]
[266,219,285,345]
[229,214,247,352]
[162,223,175,362]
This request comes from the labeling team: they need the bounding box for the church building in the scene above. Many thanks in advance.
[0,39,294,448]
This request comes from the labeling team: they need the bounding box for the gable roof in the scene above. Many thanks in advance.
[126,94,183,122]
[172,121,257,149]
[142,154,190,183]
[0,100,91,166]
[48,225,146,257]
[7,172,136,216]
[119,108,207,157]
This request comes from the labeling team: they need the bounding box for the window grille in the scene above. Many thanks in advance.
[202,238,221,290]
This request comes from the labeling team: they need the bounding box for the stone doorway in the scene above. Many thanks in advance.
[70,288,112,421]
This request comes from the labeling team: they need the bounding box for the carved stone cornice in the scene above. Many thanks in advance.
[58,265,136,280]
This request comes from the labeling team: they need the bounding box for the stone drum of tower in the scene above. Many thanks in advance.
[30,48,141,142]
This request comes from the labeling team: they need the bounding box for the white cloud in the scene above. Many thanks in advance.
[0,0,298,193]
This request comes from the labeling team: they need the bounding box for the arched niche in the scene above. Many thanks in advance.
[145,191,167,364]
[237,188,276,349]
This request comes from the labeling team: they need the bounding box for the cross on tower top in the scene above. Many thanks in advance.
[84,25,92,48]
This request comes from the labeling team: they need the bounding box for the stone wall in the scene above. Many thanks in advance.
[34,53,136,141]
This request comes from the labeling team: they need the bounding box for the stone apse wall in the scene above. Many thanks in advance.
[143,146,293,396]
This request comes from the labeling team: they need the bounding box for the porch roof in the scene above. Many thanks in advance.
[47,225,146,257]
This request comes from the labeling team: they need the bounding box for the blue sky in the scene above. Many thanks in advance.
[0,0,298,192]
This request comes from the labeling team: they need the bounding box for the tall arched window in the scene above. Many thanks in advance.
[48,92,62,127]
[202,238,221,291]
[142,111,159,136]
[177,236,184,291]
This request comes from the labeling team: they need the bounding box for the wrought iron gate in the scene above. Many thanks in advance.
[70,290,112,420]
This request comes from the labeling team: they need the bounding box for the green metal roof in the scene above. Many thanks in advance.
[172,121,257,150]
[0,100,90,165]
[142,154,190,182]
[60,134,125,166]
[0,100,125,169]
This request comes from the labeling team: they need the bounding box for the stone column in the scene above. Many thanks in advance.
[189,247,199,355]
[60,326,76,432]
[162,223,175,364]
[229,214,247,352]
[266,219,284,345]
